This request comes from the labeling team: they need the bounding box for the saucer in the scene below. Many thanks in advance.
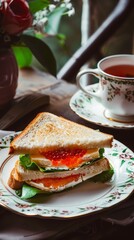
[69,84,134,129]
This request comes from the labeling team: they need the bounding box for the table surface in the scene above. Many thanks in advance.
[0,68,134,240]
[0,67,133,153]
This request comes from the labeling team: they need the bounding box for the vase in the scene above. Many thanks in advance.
[0,48,18,109]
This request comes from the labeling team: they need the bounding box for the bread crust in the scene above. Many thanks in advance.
[8,167,23,190]
[10,112,113,154]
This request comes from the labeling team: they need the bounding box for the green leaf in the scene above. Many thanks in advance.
[90,168,114,183]
[16,184,44,199]
[112,153,118,156]
[46,7,66,35]
[28,0,49,14]
[19,154,48,172]
[120,159,125,167]
[13,46,32,68]
[21,34,57,76]
[19,154,38,170]
[99,148,104,158]
[56,33,66,46]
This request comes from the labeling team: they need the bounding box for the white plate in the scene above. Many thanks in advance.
[0,133,134,219]
[70,84,134,129]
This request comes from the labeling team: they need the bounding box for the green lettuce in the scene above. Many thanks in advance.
[16,183,44,199]
[90,167,114,183]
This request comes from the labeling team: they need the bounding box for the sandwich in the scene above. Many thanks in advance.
[8,112,114,199]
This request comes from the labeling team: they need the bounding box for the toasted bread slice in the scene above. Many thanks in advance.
[8,158,111,191]
[10,112,113,155]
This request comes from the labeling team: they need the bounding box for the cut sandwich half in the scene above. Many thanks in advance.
[8,112,114,199]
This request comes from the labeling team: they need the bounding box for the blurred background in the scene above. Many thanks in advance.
[30,0,134,82]
[44,0,134,72]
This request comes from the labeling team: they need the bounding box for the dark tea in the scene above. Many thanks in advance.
[104,64,134,78]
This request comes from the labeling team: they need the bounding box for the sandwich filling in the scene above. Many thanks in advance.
[8,147,114,199]
[30,148,99,169]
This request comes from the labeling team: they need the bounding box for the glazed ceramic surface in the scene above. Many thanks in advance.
[0,133,134,219]
[76,55,134,122]
[70,84,134,129]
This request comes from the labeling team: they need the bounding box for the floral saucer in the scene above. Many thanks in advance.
[70,84,134,129]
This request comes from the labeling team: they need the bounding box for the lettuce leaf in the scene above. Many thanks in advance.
[99,148,104,158]
[90,167,114,183]
[16,183,45,199]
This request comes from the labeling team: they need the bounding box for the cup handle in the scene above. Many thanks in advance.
[76,68,101,101]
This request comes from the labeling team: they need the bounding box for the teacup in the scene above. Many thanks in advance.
[76,54,134,123]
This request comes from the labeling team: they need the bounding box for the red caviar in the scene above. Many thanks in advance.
[42,148,87,168]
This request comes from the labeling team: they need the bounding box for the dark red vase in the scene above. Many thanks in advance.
[0,48,18,109]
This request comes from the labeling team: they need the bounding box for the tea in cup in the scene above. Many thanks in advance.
[76,54,134,123]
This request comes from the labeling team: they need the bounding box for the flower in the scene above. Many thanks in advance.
[0,0,33,35]
[0,0,75,76]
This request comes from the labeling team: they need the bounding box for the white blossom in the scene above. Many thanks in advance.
[66,3,73,9]
[49,4,56,12]
[33,17,48,33]
[67,7,75,16]
[64,0,71,3]
[32,0,75,33]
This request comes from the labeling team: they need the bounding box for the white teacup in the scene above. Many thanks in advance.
[76,54,134,123]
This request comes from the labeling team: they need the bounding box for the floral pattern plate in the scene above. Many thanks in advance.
[70,84,134,129]
[0,133,134,219]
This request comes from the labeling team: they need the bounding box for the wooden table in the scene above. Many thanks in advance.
[1,67,133,153]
